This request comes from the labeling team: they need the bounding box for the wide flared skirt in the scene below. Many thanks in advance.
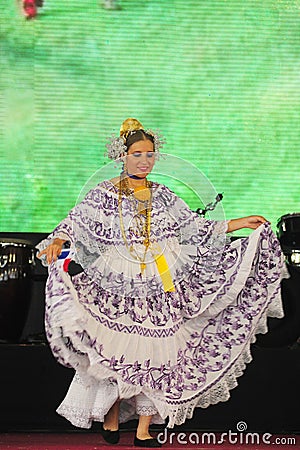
[44,224,286,428]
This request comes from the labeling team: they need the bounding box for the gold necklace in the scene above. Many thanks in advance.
[118,175,152,274]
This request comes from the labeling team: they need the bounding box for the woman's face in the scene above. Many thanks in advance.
[126,139,155,178]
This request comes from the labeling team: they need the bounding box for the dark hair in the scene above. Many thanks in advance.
[125,129,154,151]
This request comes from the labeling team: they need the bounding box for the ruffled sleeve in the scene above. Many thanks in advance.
[36,183,112,267]
[151,185,229,281]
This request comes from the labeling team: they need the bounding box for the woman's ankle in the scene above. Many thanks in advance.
[136,414,153,439]
[136,431,153,440]
[103,400,120,430]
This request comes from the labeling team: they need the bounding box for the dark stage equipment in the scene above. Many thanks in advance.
[0,233,48,343]
[277,212,300,267]
[0,239,35,342]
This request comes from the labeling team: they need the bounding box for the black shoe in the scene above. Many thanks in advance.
[100,423,120,444]
[134,436,162,448]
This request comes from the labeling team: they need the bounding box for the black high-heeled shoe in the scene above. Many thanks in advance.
[100,423,120,444]
[134,436,162,448]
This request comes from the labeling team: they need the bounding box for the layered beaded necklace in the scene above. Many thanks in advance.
[118,174,175,292]
[118,174,152,274]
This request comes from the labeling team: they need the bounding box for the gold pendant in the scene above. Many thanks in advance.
[138,202,146,215]
[134,186,151,202]
[140,262,146,274]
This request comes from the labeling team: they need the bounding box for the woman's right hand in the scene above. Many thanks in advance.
[37,238,66,264]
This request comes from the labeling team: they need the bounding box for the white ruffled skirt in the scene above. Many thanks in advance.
[42,223,287,428]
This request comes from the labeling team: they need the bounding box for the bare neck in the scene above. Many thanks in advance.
[126,176,147,189]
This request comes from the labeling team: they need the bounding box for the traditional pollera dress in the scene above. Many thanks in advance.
[36,180,287,428]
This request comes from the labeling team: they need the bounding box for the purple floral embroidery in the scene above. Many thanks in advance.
[39,182,286,419]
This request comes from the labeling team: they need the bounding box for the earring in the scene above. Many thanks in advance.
[123,159,128,174]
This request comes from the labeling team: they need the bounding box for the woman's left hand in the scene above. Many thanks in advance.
[243,215,268,229]
[227,215,268,233]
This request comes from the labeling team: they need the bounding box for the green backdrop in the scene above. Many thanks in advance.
[1,0,299,234]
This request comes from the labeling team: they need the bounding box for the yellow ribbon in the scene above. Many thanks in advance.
[151,244,175,293]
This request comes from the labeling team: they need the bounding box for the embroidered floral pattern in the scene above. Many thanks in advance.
[37,182,286,428]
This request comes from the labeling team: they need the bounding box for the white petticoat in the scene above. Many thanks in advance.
[57,373,164,429]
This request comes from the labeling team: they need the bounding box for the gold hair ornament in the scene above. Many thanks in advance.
[105,118,166,160]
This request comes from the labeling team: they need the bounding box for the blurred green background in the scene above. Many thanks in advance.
[1,0,299,234]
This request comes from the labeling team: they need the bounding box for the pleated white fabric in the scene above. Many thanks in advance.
[37,181,287,428]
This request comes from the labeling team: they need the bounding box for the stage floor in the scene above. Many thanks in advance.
[0,432,299,450]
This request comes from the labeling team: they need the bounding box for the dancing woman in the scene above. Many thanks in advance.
[37,118,286,447]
